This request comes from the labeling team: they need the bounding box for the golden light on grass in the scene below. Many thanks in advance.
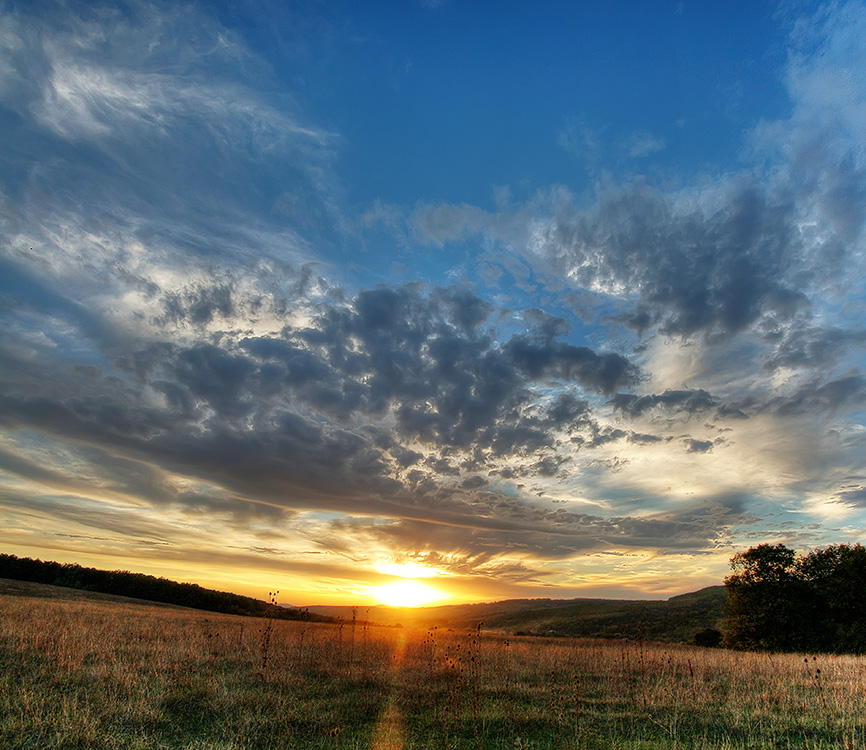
[5,587,866,747]
[370,579,448,607]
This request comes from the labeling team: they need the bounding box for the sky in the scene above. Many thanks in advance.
[1,0,865,607]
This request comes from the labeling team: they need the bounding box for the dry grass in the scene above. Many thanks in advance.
[2,591,865,749]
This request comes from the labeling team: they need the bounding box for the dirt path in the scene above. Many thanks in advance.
[369,631,408,750]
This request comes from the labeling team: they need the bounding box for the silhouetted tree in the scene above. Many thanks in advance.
[723,543,866,653]
[797,544,866,653]
[724,543,808,651]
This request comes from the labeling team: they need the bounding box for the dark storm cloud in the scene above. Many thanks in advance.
[574,426,628,449]
[426,457,460,476]
[174,345,257,418]
[545,393,591,426]
[714,404,748,420]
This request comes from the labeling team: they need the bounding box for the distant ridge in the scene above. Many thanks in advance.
[0,553,330,622]
[308,586,727,643]
[0,553,726,642]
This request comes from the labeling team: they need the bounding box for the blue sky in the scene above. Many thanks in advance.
[1,0,865,605]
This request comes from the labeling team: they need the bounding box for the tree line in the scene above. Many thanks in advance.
[0,554,330,622]
[723,543,866,654]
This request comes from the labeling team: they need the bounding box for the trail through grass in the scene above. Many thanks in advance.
[369,629,407,750]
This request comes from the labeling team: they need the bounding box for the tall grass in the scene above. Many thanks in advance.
[1,591,865,749]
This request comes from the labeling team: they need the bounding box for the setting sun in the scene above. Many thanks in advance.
[371,579,448,607]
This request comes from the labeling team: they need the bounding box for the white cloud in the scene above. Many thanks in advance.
[622,130,666,159]
[787,1,866,143]
[556,116,603,160]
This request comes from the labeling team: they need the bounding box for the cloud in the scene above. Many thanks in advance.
[396,5,866,409]
[0,486,174,542]
[412,203,489,247]
[622,130,666,159]
[3,0,866,598]
[0,273,651,556]
[763,326,866,371]
[503,335,639,396]
[557,116,604,160]
[0,0,337,283]
[533,179,811,340]
[684,438,714,454]
[836,486,866,509]
[611,389,718,418]
[767,372,866,416]
[10,2,325,151]
[355,500,737,563]
[558,119,665,163]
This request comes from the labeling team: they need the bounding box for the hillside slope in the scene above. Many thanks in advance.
[0,554,330,622]
[481,587,727,642]
[308,586,727,643]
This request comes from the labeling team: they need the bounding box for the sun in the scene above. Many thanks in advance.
[371,579,447,607]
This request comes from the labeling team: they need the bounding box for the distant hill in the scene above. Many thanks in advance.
[308,586,727,644]
[0,554,330,622]
[478,587,727,642]
[0,576,199,608]
[1,553,726,643]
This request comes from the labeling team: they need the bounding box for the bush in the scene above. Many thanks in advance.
[693,628,722,648]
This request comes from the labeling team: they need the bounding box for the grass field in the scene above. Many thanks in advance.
[2,585,865,749]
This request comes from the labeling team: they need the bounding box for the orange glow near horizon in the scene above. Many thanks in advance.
[370,579,448,607]
[374,561,442,578]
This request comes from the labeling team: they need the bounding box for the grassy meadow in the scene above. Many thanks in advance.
[2,584,866,749]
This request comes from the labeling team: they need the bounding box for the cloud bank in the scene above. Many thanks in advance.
[1,0,865,601]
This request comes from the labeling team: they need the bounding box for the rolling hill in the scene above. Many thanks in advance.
[307,586,728,643]
[1,552,727,644]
